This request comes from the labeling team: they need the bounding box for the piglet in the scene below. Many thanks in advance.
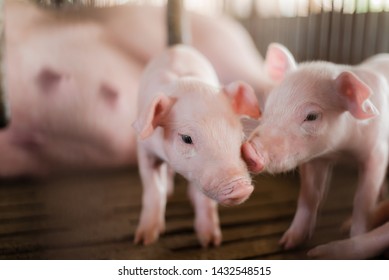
[242,43,389,250]
[133,45,259,247]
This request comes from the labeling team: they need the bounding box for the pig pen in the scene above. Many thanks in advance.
[1,0,389,260]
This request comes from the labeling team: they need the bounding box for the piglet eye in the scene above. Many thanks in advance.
[180,134,193,145]
[304,113,319,122]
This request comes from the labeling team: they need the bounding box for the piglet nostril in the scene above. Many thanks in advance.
[220,184,254,206]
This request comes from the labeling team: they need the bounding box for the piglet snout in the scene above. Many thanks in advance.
[241,141,265,173]
[219,180,254,207]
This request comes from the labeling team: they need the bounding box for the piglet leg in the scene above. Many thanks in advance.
[280,159,332,249]
[188,183,222,247]
[340,179,388,234]
[166,166,175,198]
[351,143,388,236]
[134,146,173,245]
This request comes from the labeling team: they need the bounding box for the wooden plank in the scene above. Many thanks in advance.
[0,165,360,259]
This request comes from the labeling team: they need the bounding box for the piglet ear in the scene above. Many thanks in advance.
[132,93,176,139]
[335,71,379,120]
[224,81,261,119]
[265,43,297,82]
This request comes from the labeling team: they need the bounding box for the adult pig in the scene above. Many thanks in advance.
[1,1,143,176]
[0,0,268,177]
[242,43,389,249]
[133,44,259,246]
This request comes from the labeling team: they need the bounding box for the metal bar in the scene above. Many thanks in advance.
[318,0,331,60]
[34,0,68,7]
[167,0,188,46]
[34,1,101,8]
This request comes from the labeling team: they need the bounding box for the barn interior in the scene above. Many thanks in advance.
[0,0,388,260]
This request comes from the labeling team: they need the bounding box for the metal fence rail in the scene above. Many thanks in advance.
[242,12,389,64]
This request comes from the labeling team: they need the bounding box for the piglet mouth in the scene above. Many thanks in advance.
[217,178,254,207]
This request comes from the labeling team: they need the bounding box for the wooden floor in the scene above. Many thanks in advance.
[0,166,371,260]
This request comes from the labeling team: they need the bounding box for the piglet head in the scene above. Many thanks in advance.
[242,44,379,174]
[134,79,259,206]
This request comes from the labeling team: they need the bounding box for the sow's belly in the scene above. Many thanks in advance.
[2,20,142,175]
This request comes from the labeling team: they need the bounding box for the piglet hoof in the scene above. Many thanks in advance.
[134,213,165,245]
[194,218,222,248]
[195,224,222,248]
[340,216,352,234]
[279,226,312,250]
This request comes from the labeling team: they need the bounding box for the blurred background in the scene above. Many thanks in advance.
[77,0,389,64]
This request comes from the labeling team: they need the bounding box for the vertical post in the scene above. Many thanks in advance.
[0,0,9,128]
[167,0,188,46]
